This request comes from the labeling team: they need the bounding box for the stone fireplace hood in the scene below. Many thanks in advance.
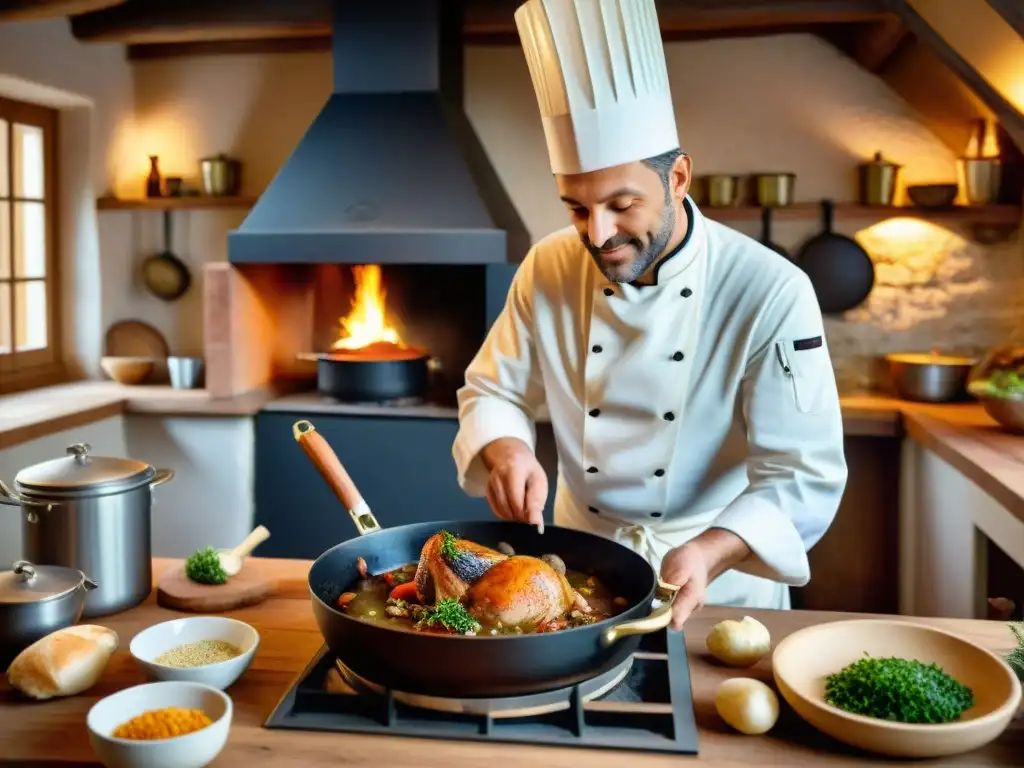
[227,0,529,266]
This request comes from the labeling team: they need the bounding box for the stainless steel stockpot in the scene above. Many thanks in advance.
[0,443,174,618]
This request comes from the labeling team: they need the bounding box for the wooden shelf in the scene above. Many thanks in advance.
[96,196,258,211]
[703,202,1021,225]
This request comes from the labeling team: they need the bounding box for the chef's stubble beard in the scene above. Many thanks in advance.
[585,203,677,283]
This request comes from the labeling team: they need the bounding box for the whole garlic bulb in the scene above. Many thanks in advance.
[714,677,780,735]
[706,615,771,667]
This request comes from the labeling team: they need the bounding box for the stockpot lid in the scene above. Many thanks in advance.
[0,560,85,604]
[14,443,156,498]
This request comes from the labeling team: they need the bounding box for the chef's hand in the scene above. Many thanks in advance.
[659,542,710,631]
[660,528,753,630]
[480,437,548,529]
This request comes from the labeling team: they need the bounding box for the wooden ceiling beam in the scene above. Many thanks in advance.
[849,14,910,72]
[985,0,1024,39]
[891,0,1024,152]
[0,0,123,22]
[69,0,891,46]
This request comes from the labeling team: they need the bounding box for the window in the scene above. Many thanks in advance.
[0,95,60,395]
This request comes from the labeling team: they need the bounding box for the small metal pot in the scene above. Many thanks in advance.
[702,174,740,207]
[199,153,241,196]
[0,559,97,657]
[859,151,901,206]
[752,172,796,207]
[0,443,174,618]
[884,352,976,402]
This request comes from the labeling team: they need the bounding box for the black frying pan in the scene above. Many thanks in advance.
[759,207,789,259]
[794,198,874,314]
[293,419,679,698]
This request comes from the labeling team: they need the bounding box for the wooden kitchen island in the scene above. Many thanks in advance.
[2,558,1022,767]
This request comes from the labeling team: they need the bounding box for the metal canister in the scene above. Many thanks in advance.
[752,172,796,207]
[200,154,241,196]
[703,174,740,207]
[858,151,901,206]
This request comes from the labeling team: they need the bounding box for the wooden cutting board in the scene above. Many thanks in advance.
[156,561,273,613]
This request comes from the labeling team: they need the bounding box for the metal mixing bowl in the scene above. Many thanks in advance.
[884,352,977,403]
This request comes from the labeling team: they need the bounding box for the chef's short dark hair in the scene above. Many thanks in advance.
[642,148,685,199]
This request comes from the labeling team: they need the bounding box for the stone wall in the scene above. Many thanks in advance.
[826,217,1024,393]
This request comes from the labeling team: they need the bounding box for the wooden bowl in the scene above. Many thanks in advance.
[100,356,156,385]
[772,619,1021,758]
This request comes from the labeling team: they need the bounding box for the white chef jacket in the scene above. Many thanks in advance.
[452,197,847,610]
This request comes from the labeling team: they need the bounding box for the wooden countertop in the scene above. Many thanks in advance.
[1,557,1020,766]
[0,381,276,449]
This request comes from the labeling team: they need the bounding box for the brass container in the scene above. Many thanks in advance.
[858,151,901,206]
[703,174,740,207]
[961,157,1002,205]
[752,172,795,207]
[199,154,241,197]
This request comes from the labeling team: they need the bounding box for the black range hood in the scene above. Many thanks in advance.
[228,0,529,265]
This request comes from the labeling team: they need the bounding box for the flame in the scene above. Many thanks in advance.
[330,265,406,352]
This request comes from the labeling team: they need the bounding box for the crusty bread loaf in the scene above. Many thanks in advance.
[6,624,119,700]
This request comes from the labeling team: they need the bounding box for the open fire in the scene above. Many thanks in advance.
[330,265,426,361]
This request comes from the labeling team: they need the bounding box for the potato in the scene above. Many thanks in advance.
[714,677,779,735]
[705,615,771,667]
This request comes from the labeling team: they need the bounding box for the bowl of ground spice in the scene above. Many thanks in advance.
[130,616,259,690]
[772,619,1021,758]
[87,680,231,768]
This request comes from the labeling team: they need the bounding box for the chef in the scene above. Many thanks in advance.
[452,0,847,630]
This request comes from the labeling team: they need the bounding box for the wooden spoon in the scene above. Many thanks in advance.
[218,525,271,577]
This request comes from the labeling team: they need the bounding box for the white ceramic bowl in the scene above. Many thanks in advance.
[130,616,259,690]
[87,681,232,768]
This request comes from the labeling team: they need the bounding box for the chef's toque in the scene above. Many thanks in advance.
[514,0,680,175]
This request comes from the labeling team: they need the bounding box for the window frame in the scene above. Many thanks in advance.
[0,94,62,395]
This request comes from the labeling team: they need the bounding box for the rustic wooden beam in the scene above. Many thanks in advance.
[892,0,1024,152]
[0,0,123,22]
[126,37,332,61]
[849,14,910,71]
[70,0,890,45]
[986,0,1024,39]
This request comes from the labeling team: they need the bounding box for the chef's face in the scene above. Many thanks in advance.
[557,153,691,283]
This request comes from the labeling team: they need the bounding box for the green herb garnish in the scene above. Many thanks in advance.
[1008,623,1024,682]
[418,598,480,634]
[184,546,227,585]
[824,653,974,723]
[439,529,460,562]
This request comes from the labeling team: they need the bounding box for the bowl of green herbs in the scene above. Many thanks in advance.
[772,619,1021,758]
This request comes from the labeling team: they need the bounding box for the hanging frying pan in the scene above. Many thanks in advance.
[759,206,790,259]
[142,210,191,301]
[794,199,874,315]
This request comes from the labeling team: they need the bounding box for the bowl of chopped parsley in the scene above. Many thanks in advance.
[771,619,1021,758]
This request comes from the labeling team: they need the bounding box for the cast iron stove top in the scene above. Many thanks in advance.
[263,629,699,754]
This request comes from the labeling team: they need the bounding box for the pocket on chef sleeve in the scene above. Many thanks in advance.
[774,337,830,415]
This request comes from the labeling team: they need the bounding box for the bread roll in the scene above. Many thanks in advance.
[6,624,119,700]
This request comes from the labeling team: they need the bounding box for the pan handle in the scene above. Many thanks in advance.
[292,420,382,536]
[820,198,835,233]
[600,579,682,646]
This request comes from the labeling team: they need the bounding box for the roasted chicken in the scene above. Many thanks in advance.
[414,531,507,603]
[413,530,592,631]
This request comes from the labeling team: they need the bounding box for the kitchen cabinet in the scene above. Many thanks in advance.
[253,412,559,560]
[900,439,1024,620]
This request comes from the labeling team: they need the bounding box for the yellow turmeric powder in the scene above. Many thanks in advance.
[113,707,213,740]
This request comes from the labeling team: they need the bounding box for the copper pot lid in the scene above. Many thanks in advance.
[15,443,156,498]
[0,560,93,605]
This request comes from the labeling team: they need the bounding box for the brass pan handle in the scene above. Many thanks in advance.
[601,578,682,647]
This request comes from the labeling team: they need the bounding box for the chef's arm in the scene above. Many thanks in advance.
[452,250,546,497]
[707,273,848,586]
